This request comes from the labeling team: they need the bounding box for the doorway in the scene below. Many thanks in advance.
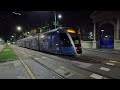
[99,23,114,49]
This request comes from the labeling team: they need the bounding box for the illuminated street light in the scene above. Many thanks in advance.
[17,26,21,30]
[12,12,22,16]
[17,13,21,15]
[58,14,62,19]
[101,30,104,31]
[17,26,22,32]
[27,32,30,36]
[54,11,63,29]
[11,36,14,38]
[101,30,104,35]
[105,35,108,38]
[35,11,62,29]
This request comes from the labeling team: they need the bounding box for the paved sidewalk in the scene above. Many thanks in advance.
[80,48,120,62]
[83,48,120,54]
[0,45,17,79]
[0,45,30,79]
[0,62,17,79]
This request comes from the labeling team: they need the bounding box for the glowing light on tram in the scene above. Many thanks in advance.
[67,29,76,33]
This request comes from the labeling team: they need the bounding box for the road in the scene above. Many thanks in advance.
[7,45,120,79]
[1,45,120,79]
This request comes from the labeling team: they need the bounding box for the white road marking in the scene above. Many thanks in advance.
[106,63,114,66]
[71,61,92,68]
[17,76,26,79]
[100,67,110,71]
[109,60,117,63]
[90,73,103,79]
[42,57,46,58]
[34,58,40,60]
[55,66,74,78]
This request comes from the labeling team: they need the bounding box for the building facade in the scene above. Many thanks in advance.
[82,11,120,50]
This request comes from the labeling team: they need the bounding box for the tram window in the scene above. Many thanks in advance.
[59,33,72,46]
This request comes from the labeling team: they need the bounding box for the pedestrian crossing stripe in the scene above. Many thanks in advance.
[106,63,114,66]
[100,67,110,71]
[90,73,103,79]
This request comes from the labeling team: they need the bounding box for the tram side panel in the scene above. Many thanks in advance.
[30,36,39,50]
[39,31,60,54]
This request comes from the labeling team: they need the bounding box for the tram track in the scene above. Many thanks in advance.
[15,47,66,79]
[21,46,120,69]
[15,46,114,79]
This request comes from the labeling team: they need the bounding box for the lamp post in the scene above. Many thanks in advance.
[101,30,104,35]
[16,26,22,39]
[53,11,62,29]
[53,11,57,29]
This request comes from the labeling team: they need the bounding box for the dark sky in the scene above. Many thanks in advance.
[0,11,94,41]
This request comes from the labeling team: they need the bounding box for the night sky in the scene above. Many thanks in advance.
[0,11,94,41]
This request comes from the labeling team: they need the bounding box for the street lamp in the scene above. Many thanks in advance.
[53,11,62,29]
[11,36,14,38]
[27,32,30,35]
[17,26,22,32]
[12,12,22,16]
[33,11,62,29]
[58,14,62,19]
[101,30,104,35]
[54,11,57,29]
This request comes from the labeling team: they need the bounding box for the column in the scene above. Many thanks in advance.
[117,18,120,40]
[114,18,120,50]
[93,23,96,41]
[92,23,97,48]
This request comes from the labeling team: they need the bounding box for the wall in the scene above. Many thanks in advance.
[81,41,93,48]
[114,40,120,50]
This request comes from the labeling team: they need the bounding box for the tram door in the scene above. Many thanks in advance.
[51,32,59,53]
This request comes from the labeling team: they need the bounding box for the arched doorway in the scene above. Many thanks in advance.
[99,23,114,49]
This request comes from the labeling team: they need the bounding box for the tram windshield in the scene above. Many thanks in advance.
[67,29,81,45]
[59,33,72,47]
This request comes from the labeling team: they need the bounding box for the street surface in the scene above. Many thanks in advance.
[1,45,120,79]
